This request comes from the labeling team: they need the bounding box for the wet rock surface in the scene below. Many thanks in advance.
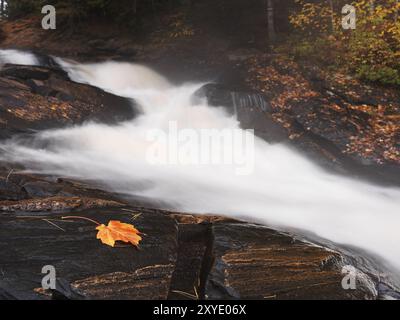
[0,201,392,300]
[0,168,180,300]
[204,223,378,300]
[194,83,289,144]
[0,168,124,202]
[0,207,178,300]
[0,64,136,139]
[0,196,124,212]
[0,167,398,300]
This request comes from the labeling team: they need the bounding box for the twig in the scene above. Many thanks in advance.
[193,285,199,300]
[5,169,14,183]
[171,290,198,300]
[16,216,75,222]
[130,213,142,221]
[61,216,101,225]
[42,219,66,232]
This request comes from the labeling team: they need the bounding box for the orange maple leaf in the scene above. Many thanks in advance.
[96,220,142,248]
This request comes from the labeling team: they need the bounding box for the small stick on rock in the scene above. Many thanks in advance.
[5,169,14,183]
[42,219,66,232]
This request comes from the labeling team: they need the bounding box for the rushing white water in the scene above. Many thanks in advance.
[1,52,400,269]
[0,49,39,66]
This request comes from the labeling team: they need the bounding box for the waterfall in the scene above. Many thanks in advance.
[1,51,400,271]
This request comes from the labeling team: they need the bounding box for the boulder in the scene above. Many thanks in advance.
[203,222,380,300]
[0,177,27,200]
[0,169,125,202]
[193,83,288,143]
[22,181,63,198]
[0,207,178,300]
[0,64,137,139]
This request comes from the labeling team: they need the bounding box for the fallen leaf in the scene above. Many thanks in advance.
[96,220,142,248]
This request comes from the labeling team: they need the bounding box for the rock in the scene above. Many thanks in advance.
[22,181,63,198]
[0,169,127,204]
[167,213,398,300]
[0,65,52,80]
[194,83,288,143]
[72,266,175,300]
[0,200,398,300]
[194,83,271,111]
[168,223,210,299]
[0,196,125,212]
[0,178,27,200]
[35,53,61,69]
[0,207,178,299]
[203,222,379,300]
[169,213,238,225]
[0,64,137,139]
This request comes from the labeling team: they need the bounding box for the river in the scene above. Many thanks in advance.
[1,49,400,275]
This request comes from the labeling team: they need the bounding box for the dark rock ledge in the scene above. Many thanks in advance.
[0,170,397,300]
[0,64,136,140]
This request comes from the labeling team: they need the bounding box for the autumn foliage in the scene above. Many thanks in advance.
[96,220,142,248]
[289,0,400,85]
[62,216,142,248]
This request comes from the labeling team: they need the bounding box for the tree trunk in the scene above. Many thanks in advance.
[266,0,276,41]
[328,0,335,33]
